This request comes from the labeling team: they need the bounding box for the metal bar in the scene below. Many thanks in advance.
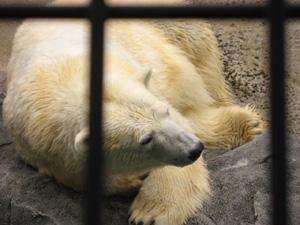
[105,6,266,18]
[0,6,87,18]
[269,0,288,224]
[287,5,300,18]
[0,6,266,19]
[86,1,106,225]
[0,5,299,19]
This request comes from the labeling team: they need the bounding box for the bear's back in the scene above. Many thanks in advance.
[4,18,90,175]
[7,19,90,86]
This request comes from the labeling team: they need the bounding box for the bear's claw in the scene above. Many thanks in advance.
[128,209,155,225]
[128,217,155,225]
[231,107,266,148]
[246,117,266,138]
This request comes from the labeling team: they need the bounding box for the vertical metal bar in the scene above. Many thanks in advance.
[86,1,106,224]
[269,0,287,224]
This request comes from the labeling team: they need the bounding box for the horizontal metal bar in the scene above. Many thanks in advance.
[106,6,266,18]
[287,5,300,18]
[0,6,264,19]
[0,6,87,18]
[0,5,267,19]
[0,5,299,19]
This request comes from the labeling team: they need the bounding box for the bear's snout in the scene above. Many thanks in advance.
[157,120,205,167]
[187,142,204,162]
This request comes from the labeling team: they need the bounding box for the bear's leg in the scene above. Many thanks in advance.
[128,157,210,225]
[184,105,266,149]
[155,20,233,107]
[103,173,146,196]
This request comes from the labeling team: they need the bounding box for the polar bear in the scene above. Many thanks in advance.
[3,0,265,224]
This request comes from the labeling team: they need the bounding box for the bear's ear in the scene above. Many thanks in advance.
[74,128,89,153]
[134,67,152,88]
[142,67,152,88]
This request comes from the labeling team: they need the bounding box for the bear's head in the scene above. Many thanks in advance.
[75,68,204,174]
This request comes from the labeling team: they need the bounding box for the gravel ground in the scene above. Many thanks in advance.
[213,18,300,137]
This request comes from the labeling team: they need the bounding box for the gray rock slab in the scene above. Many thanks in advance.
[1,125,300,224]
[190,132,300,225]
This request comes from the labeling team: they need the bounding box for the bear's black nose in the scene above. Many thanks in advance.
[188,142,204,162]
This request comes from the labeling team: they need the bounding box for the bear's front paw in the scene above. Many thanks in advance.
[128,193,186,225]
[227,106,266,149]
[238,110,266,143]
[246,118,265,137]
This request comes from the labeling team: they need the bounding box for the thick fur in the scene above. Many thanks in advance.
[3,0,265,224]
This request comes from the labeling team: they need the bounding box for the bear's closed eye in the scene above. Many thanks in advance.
[140,137,153,145]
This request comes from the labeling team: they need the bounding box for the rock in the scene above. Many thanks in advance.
[253,191,271,225]
[0,120,10,146]
[1,124,300,224]
[0,122,85,225]
[189,132,300,225]
[194,133,273,225]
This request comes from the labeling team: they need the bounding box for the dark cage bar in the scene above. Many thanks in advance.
[0,0,298,224]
